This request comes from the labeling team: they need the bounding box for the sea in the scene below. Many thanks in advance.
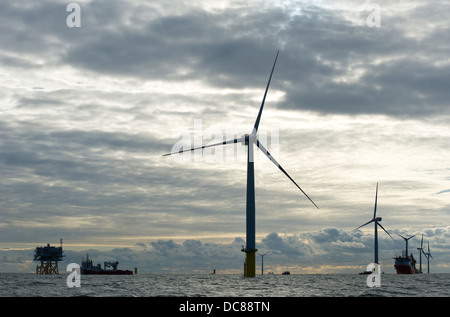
[1,273,448,312]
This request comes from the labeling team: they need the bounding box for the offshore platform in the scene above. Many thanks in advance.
[34,239,64,274]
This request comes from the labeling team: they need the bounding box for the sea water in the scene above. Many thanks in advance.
[1,273,449,297]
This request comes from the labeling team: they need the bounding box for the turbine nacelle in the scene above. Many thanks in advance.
[375,216,382,222]
[242,134,249,145]
[241,133,256,146]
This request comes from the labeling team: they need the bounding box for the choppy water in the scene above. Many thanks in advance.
[1,273,449,298]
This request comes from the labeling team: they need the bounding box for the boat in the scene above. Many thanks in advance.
[281,271,290,275]
[359,262,381,275]
[80,254,133,275]
[394,252,420,274]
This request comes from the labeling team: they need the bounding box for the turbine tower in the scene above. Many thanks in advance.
[396,232,418,257]
[164,51,319,277]
[423,241,433,273]
[354,183,395,264]
[417,234,424,273]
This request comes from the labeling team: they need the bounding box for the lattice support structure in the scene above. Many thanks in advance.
[36,261,60,275]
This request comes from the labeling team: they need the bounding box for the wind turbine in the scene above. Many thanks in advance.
[396,232,418,257]
[417,234,424,273]
[423,241,433,273]
[163,51,319,277]
[354,183,395,264]
[258,251,269,275]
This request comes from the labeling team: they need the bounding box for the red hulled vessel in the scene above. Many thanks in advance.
[394,252,420,274]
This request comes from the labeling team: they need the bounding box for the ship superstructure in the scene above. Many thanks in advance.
[80,254,133,275]
[394,251,420,274]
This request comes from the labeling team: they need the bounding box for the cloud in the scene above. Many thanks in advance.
[3,227,449,273]
[1,0,450,274]
[261,232,305,256]
[3,1,450,118]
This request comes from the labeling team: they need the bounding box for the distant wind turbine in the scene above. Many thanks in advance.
[396,232,418,257]
[423,241,433,273]
[354,183,395,264]
[164,51,319,277]
[417,234,424,273]
[258,251,269,275]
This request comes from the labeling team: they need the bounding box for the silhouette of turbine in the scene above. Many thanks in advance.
[164,51,319,277]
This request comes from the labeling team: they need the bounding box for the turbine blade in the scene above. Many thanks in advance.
[421,234,423,248]
[377,222,396,241]
[373,183,378,219]
[163,137,243,156]
[353,219,375,231]
[255,138,319,209]
[253,50,279,134]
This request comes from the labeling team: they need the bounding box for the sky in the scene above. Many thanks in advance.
[1,0,449,274]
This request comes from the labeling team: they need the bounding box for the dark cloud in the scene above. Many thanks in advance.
[261,232,303,256]
[3,1,448,117]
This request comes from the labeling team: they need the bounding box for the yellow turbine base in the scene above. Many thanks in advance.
[244,251,256,277]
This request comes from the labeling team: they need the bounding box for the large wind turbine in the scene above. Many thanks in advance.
[163,51,319,277]
[396,232,418,257]
[423,241,433,273]
[417,234,424,273]
[354,183,395,264]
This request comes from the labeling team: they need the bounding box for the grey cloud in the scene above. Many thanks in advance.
[3,1,449,117]
[1,227,449,273]
[150,239,180,256]
[75,3,450,117]
[261,232,303,256]
[309,228,343,243]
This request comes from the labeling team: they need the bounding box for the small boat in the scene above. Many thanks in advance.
[281,271,290,275]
